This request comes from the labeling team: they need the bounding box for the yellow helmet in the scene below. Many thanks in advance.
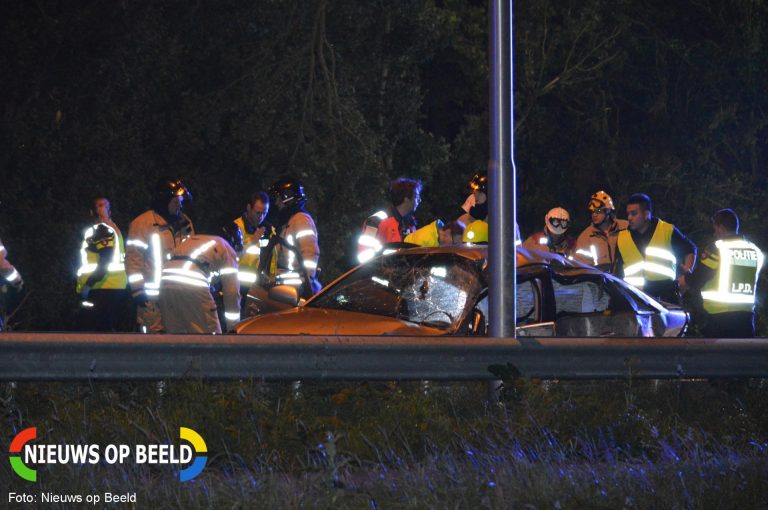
[463,220,488,243]
[588,191,614,212]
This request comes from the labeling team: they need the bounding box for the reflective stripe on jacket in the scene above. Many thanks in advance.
[617,219,675,288]
[700,238,764,314]
[76,223,127,292]
[160,234,241,327]
[125,210,194,298]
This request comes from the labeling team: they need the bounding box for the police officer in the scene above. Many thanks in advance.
[269,176,322,298]
[681,209,764,337]
[234,191,275,290]
[76,198,128,331]
[158,220,242,334]
[616,193,696,304]
[126,177,194,333]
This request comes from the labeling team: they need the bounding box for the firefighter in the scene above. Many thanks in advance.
[76,198,128,331]
[522,207,575,256]
[158,221,242,334]
[357,177,422,263]
[573,191,628,273]
[269,176,322,298]
[458,171,488,225]
[126,177,194,333]
[616,193,696,304]
[234,191,277,311]
[681,209,764,337]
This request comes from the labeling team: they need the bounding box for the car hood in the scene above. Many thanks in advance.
[234,307,448,336]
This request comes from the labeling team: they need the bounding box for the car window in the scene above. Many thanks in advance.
[552,279,610,314]
[473,278,541,328]
[308,253,483,329]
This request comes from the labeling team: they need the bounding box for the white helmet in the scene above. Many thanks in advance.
[545,207,571,236]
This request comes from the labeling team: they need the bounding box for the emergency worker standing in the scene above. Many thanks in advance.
[681,209,764,337]
[159,222,242,334]
[357,178,422,263]
[616,193,696,303]
[270,176,322,298]
[522,207,575,256]
[573,191,628,272]
[76,198,128,331]
[234,192,277,300]
[126,177,194,333]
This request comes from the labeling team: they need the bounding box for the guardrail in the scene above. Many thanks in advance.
[1,332,767,381]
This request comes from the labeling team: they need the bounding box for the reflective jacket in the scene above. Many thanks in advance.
[573,219,628,272]
[357,208,416,263]
[357,210,389,263]
[276,211,320,294]
[126,210,193,299]
[76,222,127,293]
[617,219,676,289]
[234,216,277,286]
[403,220,442,247]
[0,237,22,288]
[161,234,240,327]
[699,238,764,314]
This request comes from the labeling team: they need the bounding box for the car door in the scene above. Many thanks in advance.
[550,270,655,337]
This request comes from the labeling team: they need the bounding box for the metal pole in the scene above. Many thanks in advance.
[489,0,516,339]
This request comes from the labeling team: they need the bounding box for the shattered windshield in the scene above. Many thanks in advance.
[308,253,484,330]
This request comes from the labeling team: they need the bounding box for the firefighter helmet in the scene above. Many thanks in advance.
[219,220,244,253]
[269,176,307,208]
[469,171,488,192]
[545,207,570,235]
[155,177,192,203]
[588,191,614,212]
[462,220,489,243]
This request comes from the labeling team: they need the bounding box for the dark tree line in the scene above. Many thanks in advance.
[0,0,766,331]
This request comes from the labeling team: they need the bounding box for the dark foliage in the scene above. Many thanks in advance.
[0,0,766,330]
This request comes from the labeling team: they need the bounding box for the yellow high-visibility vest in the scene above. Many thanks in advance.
[234,216,276,286]
[617,220,676,289]
[700,238,764,314]
[76,223,127,292]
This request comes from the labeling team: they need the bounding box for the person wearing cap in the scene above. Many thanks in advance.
[126,177,195,333]
[522,207,575,256]
[680,208,764,337]
[573,191,628,273]
[616,193,696,304]
[76,197,129,331]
